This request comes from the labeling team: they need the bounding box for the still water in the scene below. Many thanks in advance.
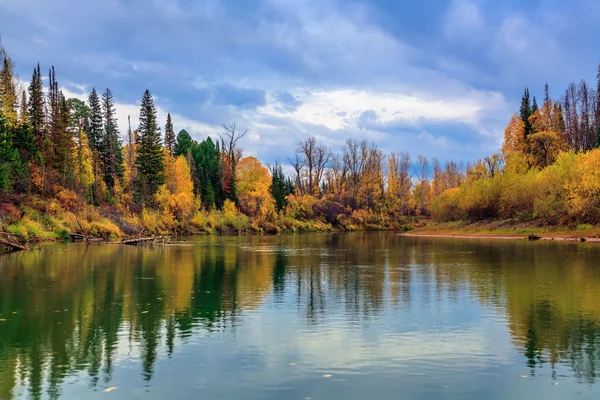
[1,233,599,399]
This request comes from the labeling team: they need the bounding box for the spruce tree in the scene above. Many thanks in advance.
[27,63,45,146]
[164,113,175,155]
[174,129,192,156]
[269,162,287,212]
[0,53,17,123]
[135,89,164,200]
[519,88,533,137]
[101,88,124,189]
[87,88,103,152]
[19,90,27,125]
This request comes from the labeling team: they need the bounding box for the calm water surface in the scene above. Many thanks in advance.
[1,233,600,399]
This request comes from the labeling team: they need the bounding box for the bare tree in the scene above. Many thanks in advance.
[296,137,331,195]
[415,155,429,183]
[288,153,305,195]
[220,123,247,162]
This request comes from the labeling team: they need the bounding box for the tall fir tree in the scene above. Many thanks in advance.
[19,89,27,125]
[100,88,124,190]
[519,88,533,138]
[135,89,164,200]
[87,88,103,152]
[0,51,18,123]
[27,63,45,148]
[269,162,287,212]
[164,113,175,155]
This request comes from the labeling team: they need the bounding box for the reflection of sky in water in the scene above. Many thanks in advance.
[1,234,600,399]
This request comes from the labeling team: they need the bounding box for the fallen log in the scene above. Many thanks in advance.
[120,236,171,245]
[0,237,27,251]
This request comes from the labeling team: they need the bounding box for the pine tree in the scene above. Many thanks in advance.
[135,89,164,200]
[87,88,102,152]
[56,90,73,184]
[101,88,124,190]
[0,112,21,191]
[519,88,534,138]
[19,90,27,125]
[532,96,538,114]
[269,162,287,212]
[27,63,45,146]
[544,83,551,105]
[164,113,175,155]
[0,52,17,123]
[174,129,192,156]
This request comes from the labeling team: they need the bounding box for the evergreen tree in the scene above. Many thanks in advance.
[531,96,538,115]
[0,50,17,123]
[27,63,45,147]
[0,111,20,191]
[520,88,533,138]
[101,88,124,190]
[19,89,27,125]
[269,162,287,212]
[135,89,164,200]
[174,129,192,156]
[56,90,73,183]
[87,88,103,152]
[164,113,175,155]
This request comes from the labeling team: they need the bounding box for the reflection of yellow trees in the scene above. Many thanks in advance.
[2,236,600,397]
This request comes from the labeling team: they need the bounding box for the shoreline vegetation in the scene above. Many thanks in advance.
[1,40,600,252]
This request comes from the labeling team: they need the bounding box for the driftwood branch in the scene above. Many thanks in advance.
[0,228,28,252]
[120,236,171,246]
[75,215,91,244]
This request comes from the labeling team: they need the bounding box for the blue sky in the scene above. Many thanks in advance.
[1,0,599,164]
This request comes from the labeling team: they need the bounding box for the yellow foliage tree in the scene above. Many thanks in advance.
[73,129,95,198]
[566,149,600,223]
[236,156,274,217]
[502,114,526,157]
[156,153,198,221]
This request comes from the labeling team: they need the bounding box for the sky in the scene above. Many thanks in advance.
[1,0,599,165]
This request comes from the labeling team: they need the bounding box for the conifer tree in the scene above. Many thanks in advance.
[27,63,45,146]
[19,90,27,125]
[135,89,164,200]
[101,88,124,189]
[269,162,287,212]
[174,129,192,156]
[520,88,533,138]
[87,88,103,152]
[164,113,175,155]
[0,50,17,123]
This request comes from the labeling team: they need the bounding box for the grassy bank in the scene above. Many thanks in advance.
[0,193,414,245]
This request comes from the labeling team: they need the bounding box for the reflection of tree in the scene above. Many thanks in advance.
[3,235,600,398]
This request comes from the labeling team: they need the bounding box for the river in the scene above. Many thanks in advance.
[0,233,599,399]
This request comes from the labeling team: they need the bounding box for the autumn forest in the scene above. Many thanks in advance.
[1,39,600,241]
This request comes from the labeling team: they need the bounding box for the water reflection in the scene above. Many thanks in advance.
[0,234,599,399]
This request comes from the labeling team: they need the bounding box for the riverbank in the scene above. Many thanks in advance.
[409,220,600,242]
